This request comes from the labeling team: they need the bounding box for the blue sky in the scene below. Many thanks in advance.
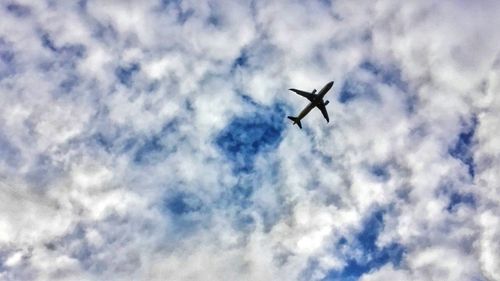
[1,1,500,280]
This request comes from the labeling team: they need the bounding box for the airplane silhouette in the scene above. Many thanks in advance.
[287,81,333,129]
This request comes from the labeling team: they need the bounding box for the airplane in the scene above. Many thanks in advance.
[287,81,333,129]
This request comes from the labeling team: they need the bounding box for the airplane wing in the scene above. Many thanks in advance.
[316,103,329,122]
[289,89,315,102]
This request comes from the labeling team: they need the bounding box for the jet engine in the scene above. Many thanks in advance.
[312,89,317,94]
[324,100,330,106]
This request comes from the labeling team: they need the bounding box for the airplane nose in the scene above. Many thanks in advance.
[324,81,334,92]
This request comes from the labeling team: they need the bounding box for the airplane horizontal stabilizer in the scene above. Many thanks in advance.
[287,116,302,129]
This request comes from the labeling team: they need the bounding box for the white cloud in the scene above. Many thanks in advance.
[0,0,499,280]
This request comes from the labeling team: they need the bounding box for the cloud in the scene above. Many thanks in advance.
[0,0,499,280]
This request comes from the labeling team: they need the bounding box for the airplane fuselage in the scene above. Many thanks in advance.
[295,81,333,121]
[297,102,316,120]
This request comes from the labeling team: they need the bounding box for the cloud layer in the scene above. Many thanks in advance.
[1,0,499,280]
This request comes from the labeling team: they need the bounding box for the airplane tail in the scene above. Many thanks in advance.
[287,116,302,129]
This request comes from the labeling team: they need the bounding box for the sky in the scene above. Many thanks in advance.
[0,0,499,280]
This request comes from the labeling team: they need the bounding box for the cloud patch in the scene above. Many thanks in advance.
[1,0,499,280]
